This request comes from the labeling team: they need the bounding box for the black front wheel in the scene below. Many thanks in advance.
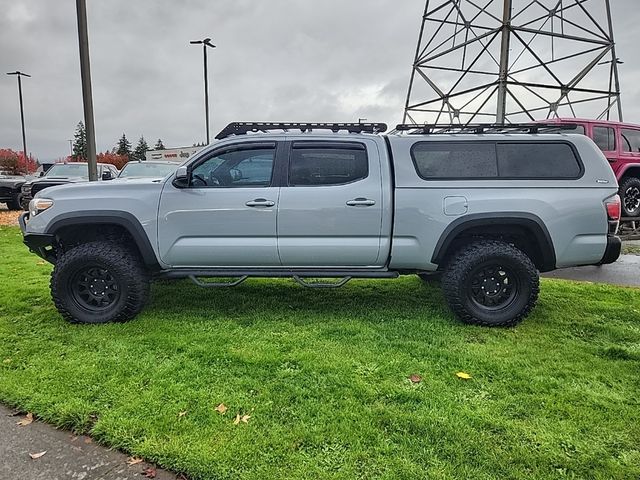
[51,241,150,324]
[620,177,640,218]
[441,240,539,327]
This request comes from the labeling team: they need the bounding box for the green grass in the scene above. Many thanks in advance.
[622,243,640,256]
[1,225,639,480]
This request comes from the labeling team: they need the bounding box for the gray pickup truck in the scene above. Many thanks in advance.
[19,122,622,327]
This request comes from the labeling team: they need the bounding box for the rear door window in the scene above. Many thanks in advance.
[621,128,640,153]
[289,142,368,186]
[593,126,616,151]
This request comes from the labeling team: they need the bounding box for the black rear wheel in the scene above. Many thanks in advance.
[620,176,640,218]
[441,240,539,327]
[51,241,149,324]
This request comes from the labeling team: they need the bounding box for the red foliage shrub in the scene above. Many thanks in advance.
[0,148,38,175]
[97,152,128,170]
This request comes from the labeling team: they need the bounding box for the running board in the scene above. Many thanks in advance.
[159,269,398,281]
[292,275,352,289]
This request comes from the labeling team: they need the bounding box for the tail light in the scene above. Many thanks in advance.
[604,194,621,234]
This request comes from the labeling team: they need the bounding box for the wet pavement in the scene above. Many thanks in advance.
[0,405,178,480]
[544,254,640,288]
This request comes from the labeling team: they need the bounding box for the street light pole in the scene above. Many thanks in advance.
[190,38,216,144]
[6,71,30,163]
[75,0,98,181]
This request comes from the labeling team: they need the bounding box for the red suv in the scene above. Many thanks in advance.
[545,119,640,217]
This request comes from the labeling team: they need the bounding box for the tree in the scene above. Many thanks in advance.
[71,122,87,161]
[154,138,165,150]
[133,136,149,161]
[116,133,132,160]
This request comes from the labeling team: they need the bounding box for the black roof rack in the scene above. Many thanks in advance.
[215,122,388,140]
[395,123,579,135]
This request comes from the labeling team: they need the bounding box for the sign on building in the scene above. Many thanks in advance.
[145,147,203,162]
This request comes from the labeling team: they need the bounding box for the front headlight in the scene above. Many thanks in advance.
[29,198,54,217]
[21,184,31,193]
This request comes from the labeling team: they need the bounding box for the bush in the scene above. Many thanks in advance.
[97,152,128,170]
[0,148,37,175]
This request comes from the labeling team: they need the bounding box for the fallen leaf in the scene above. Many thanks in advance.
[215,403,227,415]
[143,466,157,478]
[409,374,422,384]
[36,261,46,266]
[456,372,472,380]
[233,414,241,425]
[29,451,46,459]
[240,414,251,424]
[2,358,10,364]
[126,456,143,466]
[178,411,187,418]
[17,412,33,426]
[84,437,92,444]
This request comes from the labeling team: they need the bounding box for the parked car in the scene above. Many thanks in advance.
[19,122,621,327]
[546,119,640,217]
[118,160,180,179]
[20,162,119,210]
[0,170,29,210]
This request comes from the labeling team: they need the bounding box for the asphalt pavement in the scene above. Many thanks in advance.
[0,405,178,480]
[543,254,640,287]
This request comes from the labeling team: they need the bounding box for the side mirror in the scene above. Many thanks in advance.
[101,171,113,181]
[39,171,45,177]
[173,166,189,188]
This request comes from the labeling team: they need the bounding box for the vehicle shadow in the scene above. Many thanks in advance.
[146,276,454,326]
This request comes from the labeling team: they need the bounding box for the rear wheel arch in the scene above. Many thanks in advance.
[47,211,160,270]
[432,213,556,272]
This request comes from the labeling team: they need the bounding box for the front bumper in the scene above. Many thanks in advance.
[19,212,56,263]
[599,235,622,265]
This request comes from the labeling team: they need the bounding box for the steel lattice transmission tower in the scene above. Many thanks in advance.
[403,0,623,125]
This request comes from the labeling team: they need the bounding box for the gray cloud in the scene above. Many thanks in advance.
[0,0,638,160]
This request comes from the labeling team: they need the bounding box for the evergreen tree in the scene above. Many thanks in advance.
[133,136,149,161]
[154,138,165,150]
[71,122,87,161]
[116,133,132,160]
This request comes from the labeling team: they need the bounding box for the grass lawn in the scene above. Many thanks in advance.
[1,225,639,480]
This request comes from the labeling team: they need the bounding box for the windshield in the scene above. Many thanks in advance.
[45,164,89,178]
[118,162,178,178]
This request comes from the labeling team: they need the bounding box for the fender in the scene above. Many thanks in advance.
[432,212,556,272]
[616,163,640,179]
[46,210,160,268]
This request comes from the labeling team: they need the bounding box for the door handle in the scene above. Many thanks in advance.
[346,198,376,207]
[246,198,275,207]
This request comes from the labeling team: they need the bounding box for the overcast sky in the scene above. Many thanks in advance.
[1,0,639,161]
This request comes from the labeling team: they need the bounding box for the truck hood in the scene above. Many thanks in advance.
[34,177,165,200]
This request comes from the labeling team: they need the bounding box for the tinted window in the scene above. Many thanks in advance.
[411,143,497,178]
[496,143,581,178]
[191,147,274,187]
[289,145,368,186]
[593,126,616,151]
[621,128,640,153]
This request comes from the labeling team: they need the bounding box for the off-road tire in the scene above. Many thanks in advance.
[441,240,539,327]
[418,273,441,283]
[619,176,640,218]
[51,241,150,324]
[6,195,22,211]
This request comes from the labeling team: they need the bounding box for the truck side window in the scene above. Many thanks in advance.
[593,126,616,151]
[190,147,275,187]
[621,128,640,153]
[411,143,497,179]
[289,144,368,186]
[496,143,582,178]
